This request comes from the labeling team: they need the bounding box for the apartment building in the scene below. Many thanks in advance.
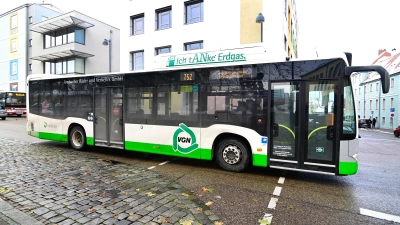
[121,0,299,71]
[353,49,399,129]
[31,11,120,75]
[0,4,61,92]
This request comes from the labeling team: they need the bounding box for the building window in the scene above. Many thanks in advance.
[155,46,171,55]
[370,84,372,92]
[391,78,394,88]
[44,27,85,48]
[131,51,144,70]
[376,83,379,91]
[11,39,17,52]
[358,101,360,110]
[29,39,32,46]
[156,6,172,30]
[131,14,144,35]
[11,62,17,75]
[382,116,385,125]
[376,99,378,110]
[29,16,33,24]
[391,98,394,108]
[358,88,360,94]
[382,99,385,110]
[185,0,204,24]
[185,41,203,51]
[370,100,372,110]
[11,15,17,29]
[44,58,85,74]
[29,64,32,71]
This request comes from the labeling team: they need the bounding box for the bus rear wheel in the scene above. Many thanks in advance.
[69,126,86,150]
[216,138,250,172]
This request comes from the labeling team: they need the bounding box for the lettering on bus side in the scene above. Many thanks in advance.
[172,123,198,154]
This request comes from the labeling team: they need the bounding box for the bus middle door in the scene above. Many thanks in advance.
[94,87,124,149]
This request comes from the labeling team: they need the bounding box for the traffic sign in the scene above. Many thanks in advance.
[390,108,395,112]
[371,111,374,114]
[391,113,394,117]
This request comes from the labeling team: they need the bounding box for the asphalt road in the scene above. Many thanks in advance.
[1,117,399,225]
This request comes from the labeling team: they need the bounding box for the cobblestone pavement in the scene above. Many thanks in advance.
[0,138,221,225]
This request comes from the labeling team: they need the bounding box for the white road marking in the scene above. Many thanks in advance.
[267,197,278,209]
[360,208,400,223]
[158,161,170,165]
[259,213,272,225]
[273,186,282,196]
[147,166,156,170]
[278,177,285,184]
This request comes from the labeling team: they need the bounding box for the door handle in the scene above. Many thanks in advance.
[119,118,123,125]
[272,123,279,137]
[326,125,334,140]
[94,117,98,124]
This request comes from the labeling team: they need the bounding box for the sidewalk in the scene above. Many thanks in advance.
[360,127,393,134]
[0,198,43,225]
[0,137,221,225]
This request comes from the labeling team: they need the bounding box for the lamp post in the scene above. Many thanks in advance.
[102,30,113,72]
[256,13,265,43]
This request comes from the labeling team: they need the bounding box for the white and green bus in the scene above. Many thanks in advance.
[26,49,389,175]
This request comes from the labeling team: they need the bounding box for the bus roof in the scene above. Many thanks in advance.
[27,47,350,81]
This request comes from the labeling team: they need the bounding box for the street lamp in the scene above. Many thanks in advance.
[102,30,113,72]
[255,13,265,43]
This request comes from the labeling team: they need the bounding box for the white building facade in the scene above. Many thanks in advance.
[121,0,299,72]
[31,11,120,75]
[0,4,61,92]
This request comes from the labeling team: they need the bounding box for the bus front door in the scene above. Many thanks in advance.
[269,80,338,175]
[94,87,124,149]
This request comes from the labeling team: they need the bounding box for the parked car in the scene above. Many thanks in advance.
[0,105,6,120]
[394,125,400,137]
[358,119,371,128]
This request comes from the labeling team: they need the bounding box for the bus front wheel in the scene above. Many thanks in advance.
[216,138,250,172]
[69,126,86,151]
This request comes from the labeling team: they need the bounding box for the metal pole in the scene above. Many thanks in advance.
[261,23,263,43]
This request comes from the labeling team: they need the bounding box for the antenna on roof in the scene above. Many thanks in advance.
[315,47,319,57]
[392,48,396,51]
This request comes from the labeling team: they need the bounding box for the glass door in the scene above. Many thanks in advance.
[94,87,124,149]
[269,80,338,173]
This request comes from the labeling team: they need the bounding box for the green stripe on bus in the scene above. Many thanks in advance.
[252,154,268,167]
[39,132,68,142]
[339,161,358,175]
[29,132,94,146]
[125,141,212,160]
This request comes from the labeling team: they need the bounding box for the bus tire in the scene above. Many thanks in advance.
[216,138,250,172]
[69,126,86,151]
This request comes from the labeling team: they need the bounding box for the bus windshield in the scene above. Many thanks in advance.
[6,93,26,106]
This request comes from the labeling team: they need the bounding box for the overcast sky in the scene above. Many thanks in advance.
[2,0,399,66]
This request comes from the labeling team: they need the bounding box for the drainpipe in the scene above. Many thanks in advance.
[25,4,29,91]
[378,81,381,128]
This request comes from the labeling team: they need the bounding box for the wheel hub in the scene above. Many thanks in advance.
[222,145,242,165]
[72,131,83,147]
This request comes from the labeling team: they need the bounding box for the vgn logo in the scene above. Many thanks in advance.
[44,122,57,129]
[173,123,198,154]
